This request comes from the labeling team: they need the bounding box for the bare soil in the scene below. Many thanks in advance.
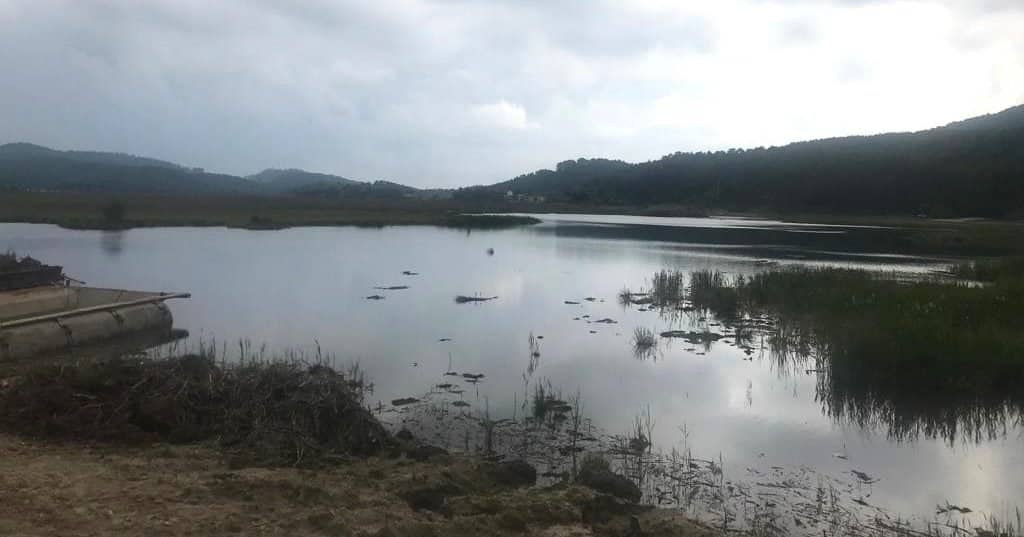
[0,434,717,537]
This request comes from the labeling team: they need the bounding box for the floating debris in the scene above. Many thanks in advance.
[436,383,454,390]
[593,318,617,324]
[584,297,598,302]
[936,502,973,515]
[374,285,409,290]
[451,401,471,408]
[455,295,498,303]
[401,271,420,276]
[564,300,581,305]
[391,397,419,406]
[486,248,495,255]
[444,371,460,376]
[438,338,453,342]
[462,373,485,380]
[365,295,386,300]
[589,330,597,334]
[659,330,724,344]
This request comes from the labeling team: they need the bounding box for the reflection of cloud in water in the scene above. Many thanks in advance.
[1,220,1019,531]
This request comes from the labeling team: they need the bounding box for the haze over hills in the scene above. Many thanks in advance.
[2,104,1022,217]
[460,104,1024,218]
[0,143,418,198]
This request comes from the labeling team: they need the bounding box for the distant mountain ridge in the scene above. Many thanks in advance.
[0,143,418,197]
[0,142,186,171]
[458,104,1024,218]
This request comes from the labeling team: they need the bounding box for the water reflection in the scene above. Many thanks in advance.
[101,230,125,256]
[625,268,1024,446]
[1,219,1019,527]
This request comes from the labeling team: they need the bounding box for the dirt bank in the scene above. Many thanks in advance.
[0,434,717,537]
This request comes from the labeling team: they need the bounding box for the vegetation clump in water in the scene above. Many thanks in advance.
[681,265,1024,443]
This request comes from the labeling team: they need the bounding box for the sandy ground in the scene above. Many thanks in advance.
[0,434,718,537]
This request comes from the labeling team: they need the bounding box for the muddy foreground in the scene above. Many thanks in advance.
[0,434,718,537]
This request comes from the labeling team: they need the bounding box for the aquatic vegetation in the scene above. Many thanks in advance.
[949,256,1024,283]
[632,327,656,350]
[650,269,685,306]
[531,380,571,422]
[676,264,1024,444]
[688,269,739,316]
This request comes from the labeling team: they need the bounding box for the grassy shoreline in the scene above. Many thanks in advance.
[0,354,715,537]
[4,193,1024,256]
[0,192,541,230]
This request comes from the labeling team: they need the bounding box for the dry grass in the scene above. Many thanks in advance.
[0,355,390,465]
[0,433,719,537]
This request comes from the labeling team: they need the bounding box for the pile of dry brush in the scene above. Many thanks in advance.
[0,354,391,465]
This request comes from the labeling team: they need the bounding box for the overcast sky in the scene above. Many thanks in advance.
[1,0,1021,187]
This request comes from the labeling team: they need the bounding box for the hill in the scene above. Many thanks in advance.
[0,143,260,195]
[0,144,419,198]
[246,168,360,193]
[458,105,1024,218]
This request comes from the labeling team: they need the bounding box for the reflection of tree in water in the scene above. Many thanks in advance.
[626,268,1024,446]
[101,230,125,256]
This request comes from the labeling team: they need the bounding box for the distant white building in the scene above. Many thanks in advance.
[505,190,545,203]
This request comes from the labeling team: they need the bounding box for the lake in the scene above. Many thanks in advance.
[1,215,1020,532]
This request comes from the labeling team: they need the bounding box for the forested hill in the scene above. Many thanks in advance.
[460,105,1024,217]
[0,143,418,197]
[0,143,261,195]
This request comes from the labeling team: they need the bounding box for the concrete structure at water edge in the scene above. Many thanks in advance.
[0,285,190,361]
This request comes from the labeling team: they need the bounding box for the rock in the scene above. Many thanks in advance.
[485,459,537,488]
[395,429,415,442]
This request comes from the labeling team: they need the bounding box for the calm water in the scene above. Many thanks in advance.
[1,216,1020,529]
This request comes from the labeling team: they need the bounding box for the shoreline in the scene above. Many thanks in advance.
[0,433,717,537]
[2,192,1022,255]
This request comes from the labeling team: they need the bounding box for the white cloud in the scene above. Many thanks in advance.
[470,100,534,130]
[0,0,1020,187]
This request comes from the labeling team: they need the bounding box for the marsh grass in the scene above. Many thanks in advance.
[679,265,1024,443]
[650,269,685,305]
[688,269,740,316]
[949,256,1024,283]
[632,326,656,349]
[0,191,540,230]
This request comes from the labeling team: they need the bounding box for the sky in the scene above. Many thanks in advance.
[0,0,1022,188]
